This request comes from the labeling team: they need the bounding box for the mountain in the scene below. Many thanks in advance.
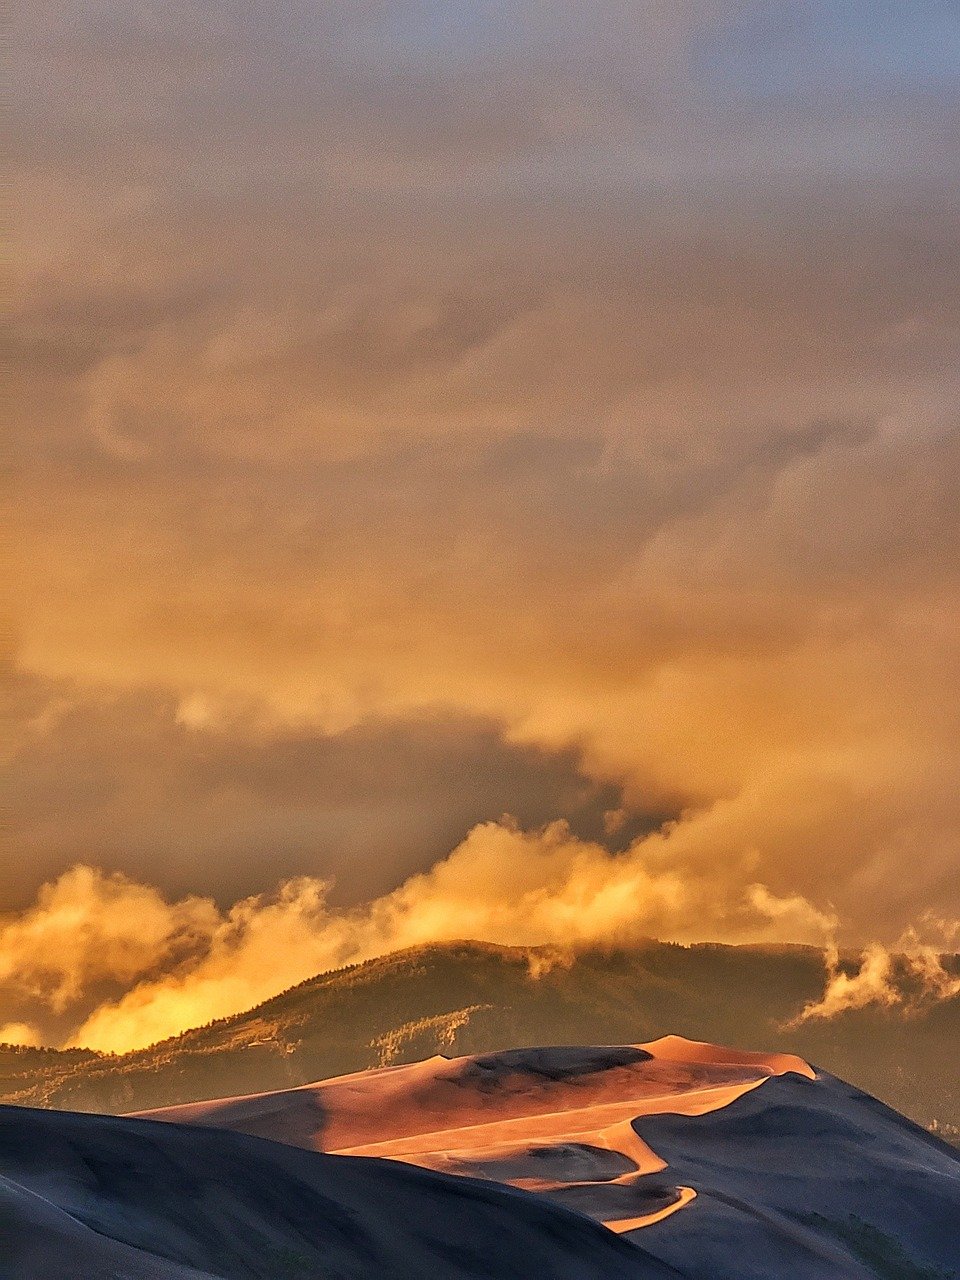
[4,1037,958,1279]
[2,940,958,1135]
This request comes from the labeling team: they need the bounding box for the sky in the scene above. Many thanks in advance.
[5,1,960,1051]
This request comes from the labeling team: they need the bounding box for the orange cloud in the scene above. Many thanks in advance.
[793,927,960,1024]
[3,816,840,1054]
[0,1023,41,1048]
[0,865,219,1012]
[6,0,960,1049]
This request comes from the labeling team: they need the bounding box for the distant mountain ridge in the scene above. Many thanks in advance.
[2,940,958,1132]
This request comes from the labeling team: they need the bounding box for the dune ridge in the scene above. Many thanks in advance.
[138,1036,960,1277]
[3,1036,958,1277]
[0,1104,679,1279]
[138,1038,816,1234]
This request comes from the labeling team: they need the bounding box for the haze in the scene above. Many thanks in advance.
[5,1,959,1051]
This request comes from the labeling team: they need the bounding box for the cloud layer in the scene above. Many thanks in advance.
[6,671,660,912]
[5,0,960,1042]
[794,926,960,1024]
[3,818,840,1053]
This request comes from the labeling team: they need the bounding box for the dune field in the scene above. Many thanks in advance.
[136,1036,959,1278]
[3,1036,958,1277]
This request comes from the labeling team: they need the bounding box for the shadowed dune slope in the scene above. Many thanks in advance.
[629,1070,960,1279]
[141,1039,960,1280]
[0,1104,678,1280]
[0,1176,213,1280]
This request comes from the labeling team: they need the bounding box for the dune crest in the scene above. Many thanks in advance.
[140,1038,813,1235]
[642,1034,816,1080]
[7,1037,958,1277]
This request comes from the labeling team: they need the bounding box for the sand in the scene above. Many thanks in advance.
[0,1103,679,1279]
[139,1037,801,1235]
[138,1036,960,1277]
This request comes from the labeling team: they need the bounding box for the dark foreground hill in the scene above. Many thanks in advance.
[2,941,958,1133]
[0,1104,670,1280]
[633,1071,960,1278]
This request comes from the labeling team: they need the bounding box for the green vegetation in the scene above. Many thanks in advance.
[264,1244,324,1278]
[808,1213,956,1280]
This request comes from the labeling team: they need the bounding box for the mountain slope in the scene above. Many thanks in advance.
[3,940,958,1134]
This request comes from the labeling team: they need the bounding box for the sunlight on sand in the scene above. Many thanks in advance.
[140,1036,816,1236]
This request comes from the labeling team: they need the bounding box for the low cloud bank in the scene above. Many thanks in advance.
[0,865,220,1013]
[792,924,960,1024]
[2,817,839,1053]
[0,1023,41,1048]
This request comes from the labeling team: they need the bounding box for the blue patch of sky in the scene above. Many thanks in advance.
[693,0,960,102]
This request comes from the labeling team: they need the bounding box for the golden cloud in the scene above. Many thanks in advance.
[0,816,844,1054]
[6,0,960,1050]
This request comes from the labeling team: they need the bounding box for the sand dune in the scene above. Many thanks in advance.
[140,1038,800,1234]
[0,1104,678,1279]
[140,1036,960,1277]
[642,1034,815,1080]
[2,1037,955,1277]
[0,1175,215,1279]
[631,1072,960,1278]
[144,1040,781,1151]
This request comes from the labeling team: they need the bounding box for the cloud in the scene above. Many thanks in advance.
[793,925,960,1023]
[3,671,667,913]
[0,1023,42,1049]
[791,944,900,1022]
[69,875,344,1054]
[2,815,838,1053]
[0,865,219,1012]
[5,0,960,1030]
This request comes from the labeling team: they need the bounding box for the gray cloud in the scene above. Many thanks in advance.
[4,669,670,914]
[5,0,960,981]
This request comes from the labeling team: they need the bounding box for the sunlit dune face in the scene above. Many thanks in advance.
[642,1034,815,1081]
[139,1037,815,1234]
